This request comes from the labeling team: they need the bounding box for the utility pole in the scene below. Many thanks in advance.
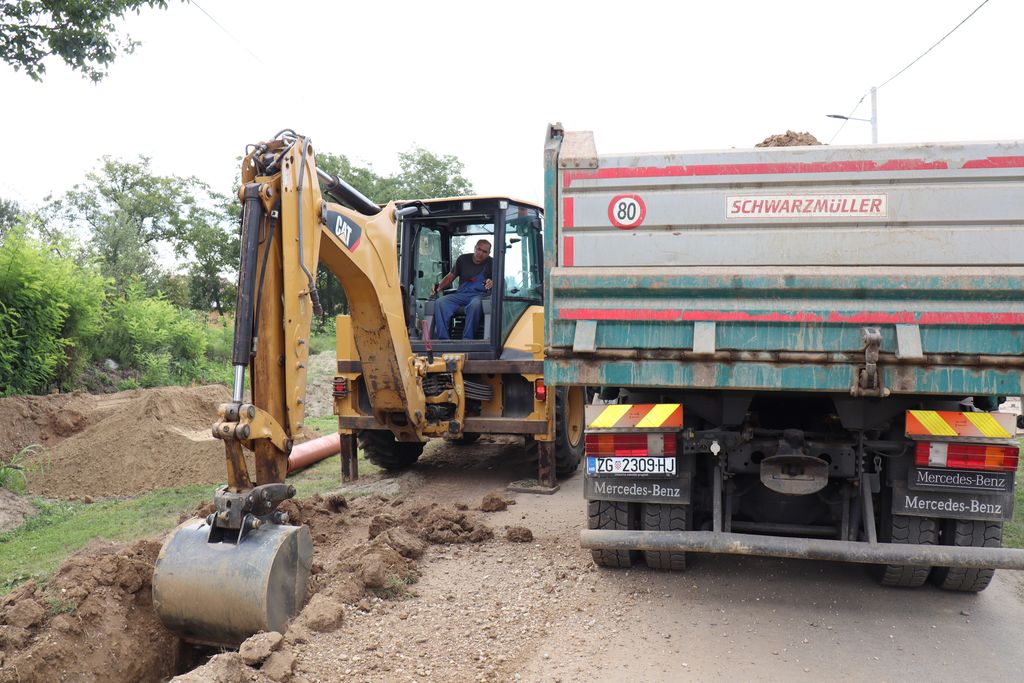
[870,86,878,144]
[827,87,879,144]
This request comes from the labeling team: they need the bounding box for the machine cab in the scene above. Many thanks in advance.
[400,197,543,359]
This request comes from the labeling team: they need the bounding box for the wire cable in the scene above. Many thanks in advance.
[189,1,266,65]
[827,0,992,144]
[828,91,869,145]
[876,0,991,91]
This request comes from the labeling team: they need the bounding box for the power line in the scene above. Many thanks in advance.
[189,1,266,65]
[876,0,991,91]
[828,0,992,143]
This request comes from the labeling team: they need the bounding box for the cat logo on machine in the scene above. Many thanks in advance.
[325,209,362,251]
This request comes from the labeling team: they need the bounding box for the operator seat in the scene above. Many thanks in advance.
[422,297,491,341]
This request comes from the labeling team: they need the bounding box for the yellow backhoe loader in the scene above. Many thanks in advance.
[151,130,586,646]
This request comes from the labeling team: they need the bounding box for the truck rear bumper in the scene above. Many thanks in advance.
[580,529,1024,569]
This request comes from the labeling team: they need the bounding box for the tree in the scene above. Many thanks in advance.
[179,218,238,315]
[0,1,174,82]
[0,197,22,244]
[44,156,221,295]
[392,147,473,200]
[316,152,396,203]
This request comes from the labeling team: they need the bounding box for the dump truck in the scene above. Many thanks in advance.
[151,130,585,646]
[544,124,1024,589]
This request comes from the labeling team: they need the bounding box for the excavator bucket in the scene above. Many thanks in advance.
[152,518,313,647]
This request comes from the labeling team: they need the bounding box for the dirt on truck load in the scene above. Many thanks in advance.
[755,130,822,147]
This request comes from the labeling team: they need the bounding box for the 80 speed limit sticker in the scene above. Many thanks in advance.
[608,194,646,229]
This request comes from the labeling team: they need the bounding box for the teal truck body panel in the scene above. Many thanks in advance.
[543,127,1024,398]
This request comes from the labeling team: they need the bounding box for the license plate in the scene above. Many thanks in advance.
[587,456,676,476]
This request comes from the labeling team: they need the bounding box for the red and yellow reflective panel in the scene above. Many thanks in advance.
[587,404,683,430]
[905,411,1014,439]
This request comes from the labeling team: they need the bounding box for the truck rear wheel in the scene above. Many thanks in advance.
[642,503,688,571]
[358,430,425,470]
[874,513,938,588]
[931,520,1002,593]
[587,500,639,568]
[554,387,586,477]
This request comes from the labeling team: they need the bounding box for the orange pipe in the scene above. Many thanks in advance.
[287,433,341,473]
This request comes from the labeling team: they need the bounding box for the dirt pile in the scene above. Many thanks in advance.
[0,540,178,683]
[176,494,495,682]
[479,491,513,511]
[25,385,248,498]
[0,391,114,457]
[1,484,496,682]
[756,130,822,147]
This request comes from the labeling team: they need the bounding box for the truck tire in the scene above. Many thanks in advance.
[642,503,688,571]
[358,430,425,470]
[587,500,638,568]
[931,520,1002,593]
[874,514,938,588]
[554,387,586,477]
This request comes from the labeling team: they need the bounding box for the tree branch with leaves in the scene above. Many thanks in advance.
[1,0,176,82]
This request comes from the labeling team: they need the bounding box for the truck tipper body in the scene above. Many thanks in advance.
[543,124,1024,589]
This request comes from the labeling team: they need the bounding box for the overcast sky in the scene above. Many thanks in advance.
[1,0,1018,208]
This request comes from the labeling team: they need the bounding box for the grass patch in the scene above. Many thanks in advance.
[309,329,336,356]
[305,415,338,436]
[0,485,211,594]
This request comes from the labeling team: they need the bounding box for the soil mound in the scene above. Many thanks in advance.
[479,491,512,512]
[26,385,246,498]
[417,504,495,544]
[1,489,496,682]
[0,540,178,683]
[0,390,115,457]
[756,130,822,147]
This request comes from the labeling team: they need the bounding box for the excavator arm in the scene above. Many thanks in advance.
[153,131,433,646]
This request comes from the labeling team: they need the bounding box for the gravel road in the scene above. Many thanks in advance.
[287,438,1024,683]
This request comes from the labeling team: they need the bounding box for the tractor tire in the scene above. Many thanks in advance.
[931,520,1002,593]
[642,503,688,571]
[873,513,938,588]
[587,500,639,568]
[452,432,481,445]
[554,386,586,477]
[358,430,425,471]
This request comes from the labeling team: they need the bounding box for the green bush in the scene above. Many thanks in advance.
[204,315,234,364]
[0,230,106,394]
[98,286,212,387]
